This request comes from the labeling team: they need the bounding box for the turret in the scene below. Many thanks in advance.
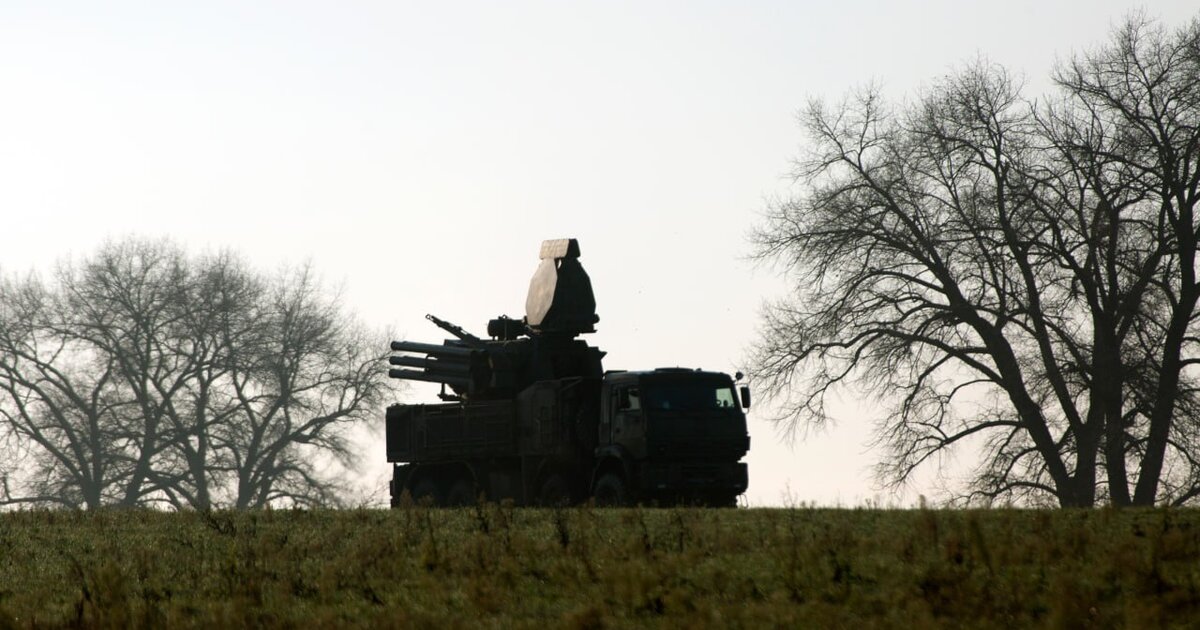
[387,239,606,400]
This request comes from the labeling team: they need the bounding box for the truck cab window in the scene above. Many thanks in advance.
[644,382,738,411]
[619,387,641,411]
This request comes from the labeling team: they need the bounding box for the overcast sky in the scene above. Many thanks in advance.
[1,1,1196,506]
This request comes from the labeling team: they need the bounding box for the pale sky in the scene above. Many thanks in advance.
[1,1,1195,506]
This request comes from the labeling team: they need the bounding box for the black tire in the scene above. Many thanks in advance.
[592,472,628,507]
[445,478,477,507]
[538,473,572,507]
[408,478,442,506]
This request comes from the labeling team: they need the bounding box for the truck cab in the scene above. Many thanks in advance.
[591,369,750,506]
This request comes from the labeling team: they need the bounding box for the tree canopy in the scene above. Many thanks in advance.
[750,13,1200,507]
[0,238,391,509]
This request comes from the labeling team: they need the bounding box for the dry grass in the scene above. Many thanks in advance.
[0,505,1197,628]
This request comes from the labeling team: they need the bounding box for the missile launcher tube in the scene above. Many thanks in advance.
[387,368,472,388]
[390,340,474,358]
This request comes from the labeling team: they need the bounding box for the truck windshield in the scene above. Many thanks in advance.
[642,381,738,411]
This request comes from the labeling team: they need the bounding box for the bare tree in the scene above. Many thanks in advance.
[0,274,127,508]
[50,240,201,507]
[0,238,391,509]
[215,265,386,509]
[749,13,1200,507]
[1051,14,1200,506]
[152,250,264,510]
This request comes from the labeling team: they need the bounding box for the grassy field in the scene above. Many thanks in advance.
[0,505,1198,628]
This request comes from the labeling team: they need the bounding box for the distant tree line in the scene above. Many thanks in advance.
[750,13,1200,507]
[0,238,390,509]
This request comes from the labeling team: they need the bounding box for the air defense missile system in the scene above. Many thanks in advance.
[384,239,750,507]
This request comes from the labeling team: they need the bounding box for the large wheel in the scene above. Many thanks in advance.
[408,477,442,506]
[445,478,477,507]
[537,473,572,507]
[592,472,628,507]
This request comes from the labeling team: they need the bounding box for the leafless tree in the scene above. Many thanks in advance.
[749,13,1200,507]
[0,274,128,508]
[0,238,391,509]
[1050,14,1200,506]
[151,250,265,510]
[214,265,387,509]
[50,240,201,507]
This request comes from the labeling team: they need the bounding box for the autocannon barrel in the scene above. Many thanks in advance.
[425,314,487,349]
[389,340,475,358]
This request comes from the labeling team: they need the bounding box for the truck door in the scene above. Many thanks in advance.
[610,384,646,458]
[600,385,614,445]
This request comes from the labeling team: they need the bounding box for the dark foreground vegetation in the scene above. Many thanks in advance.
[0,507,1198,628]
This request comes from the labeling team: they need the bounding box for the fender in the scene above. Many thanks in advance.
[590,444,636,488]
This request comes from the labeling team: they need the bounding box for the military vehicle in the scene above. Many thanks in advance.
[384,239,750,507]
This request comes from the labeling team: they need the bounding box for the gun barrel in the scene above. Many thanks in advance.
[390,340,475,358]
[425,314,487,349]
